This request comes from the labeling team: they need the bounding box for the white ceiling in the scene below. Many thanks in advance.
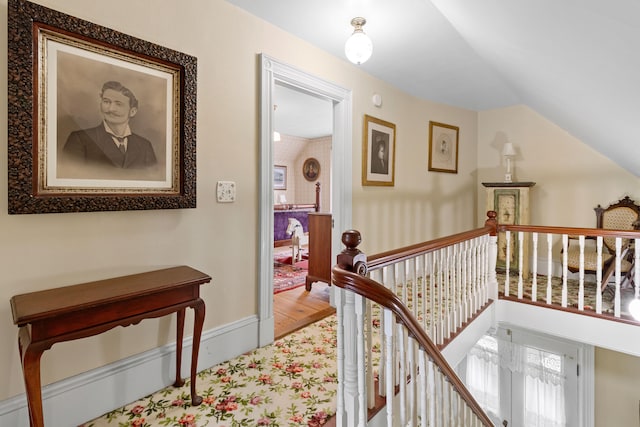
[228,0,640,176]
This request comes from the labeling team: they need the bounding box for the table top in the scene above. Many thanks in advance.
[10,266,211,325]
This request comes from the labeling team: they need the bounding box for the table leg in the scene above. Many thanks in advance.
[19,328,45,427]
[173,308,186,387]
[190,299,205,406]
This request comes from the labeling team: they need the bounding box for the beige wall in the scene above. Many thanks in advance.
[353,98,478,254]
[477,105,640,227]
[0,0,478,402]
[595,346,640,426]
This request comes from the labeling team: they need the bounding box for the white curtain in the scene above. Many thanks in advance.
[466,335,567,427]
[466,336,501,421]
[522,347,566,427]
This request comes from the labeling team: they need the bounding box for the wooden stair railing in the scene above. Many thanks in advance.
[496,223,640,319]
[332,223,497,427]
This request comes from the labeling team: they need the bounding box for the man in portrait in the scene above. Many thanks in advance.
[63,81,157,173]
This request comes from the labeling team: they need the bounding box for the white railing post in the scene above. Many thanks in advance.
[341,290,361,427]
[334,230,369,427]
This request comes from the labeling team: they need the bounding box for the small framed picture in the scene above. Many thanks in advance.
[302,158,320,182]
[274,165,287,190]
[362,114,395,186]
[428,121,459,174]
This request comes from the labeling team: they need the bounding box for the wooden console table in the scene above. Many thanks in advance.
[10,265,212,427]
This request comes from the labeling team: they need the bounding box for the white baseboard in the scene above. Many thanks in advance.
[0,315,259,427]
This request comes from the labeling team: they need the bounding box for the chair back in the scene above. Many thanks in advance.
[596,196,640,251]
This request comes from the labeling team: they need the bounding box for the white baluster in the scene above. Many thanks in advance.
[419,350,427,427]
[635,238,640,300]
[366,301,375,409]
[410,258,418,319]
[615,237,622,317]
[547,233,553,304]
[398,324,407,426]
[384,308,394,426]
[419,254,428,332]
[427,359,436,427]
[445,246,452,340]
[354,293,367,426]
[452,243,460,330]
[488,233,498,302]
[408,336,417,426]
[505,231,511,296]
[518,231,524,299]
[578,235,585,311]
[532,232,538,302]
[562,234,568,307]
[596,236,603,314]
[429,252,436,341]
[438,249,445,346]
[374,269,386,398]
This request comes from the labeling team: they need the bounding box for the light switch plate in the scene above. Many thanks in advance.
[216,181,236,202]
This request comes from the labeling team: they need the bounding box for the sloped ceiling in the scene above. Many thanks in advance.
[227,0,640,176]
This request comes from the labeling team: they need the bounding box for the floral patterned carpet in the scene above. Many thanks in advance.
[81,316,338,427]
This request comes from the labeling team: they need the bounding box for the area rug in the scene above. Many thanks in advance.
[81,316,338,427]
[274,262,308,294]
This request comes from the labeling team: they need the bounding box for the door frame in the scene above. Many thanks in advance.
[258,54,352,346]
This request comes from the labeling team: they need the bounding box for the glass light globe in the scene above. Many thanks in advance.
[345,31,373,65]
[629,298,640,321]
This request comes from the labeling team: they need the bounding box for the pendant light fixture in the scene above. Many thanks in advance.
[345,17,373,65]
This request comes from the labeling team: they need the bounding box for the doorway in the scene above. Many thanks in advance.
[258,55,352,346]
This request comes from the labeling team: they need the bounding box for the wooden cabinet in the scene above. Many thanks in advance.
[306,213,332,290]
[482,182,535,277]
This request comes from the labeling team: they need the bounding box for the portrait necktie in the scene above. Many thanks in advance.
[113,136,126,154]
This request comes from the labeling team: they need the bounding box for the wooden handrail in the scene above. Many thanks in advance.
[498,223,640,239]
[332,264,494,426]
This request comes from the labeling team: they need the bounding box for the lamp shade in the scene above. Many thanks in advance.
[345,17,372,65]
[502,142,516,157]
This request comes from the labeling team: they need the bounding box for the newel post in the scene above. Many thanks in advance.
[334,230,368,427]
[485,211,499,301]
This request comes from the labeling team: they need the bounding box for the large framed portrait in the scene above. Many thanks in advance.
[7,0,197,214]
[362,115,396,186]
[428,121,459,174]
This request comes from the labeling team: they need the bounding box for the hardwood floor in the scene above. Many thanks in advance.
[273,281,334,340]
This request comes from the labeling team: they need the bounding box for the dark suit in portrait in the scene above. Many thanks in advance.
[64,125,157,169]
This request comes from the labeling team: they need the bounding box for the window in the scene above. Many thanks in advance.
[459,326,590,426]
